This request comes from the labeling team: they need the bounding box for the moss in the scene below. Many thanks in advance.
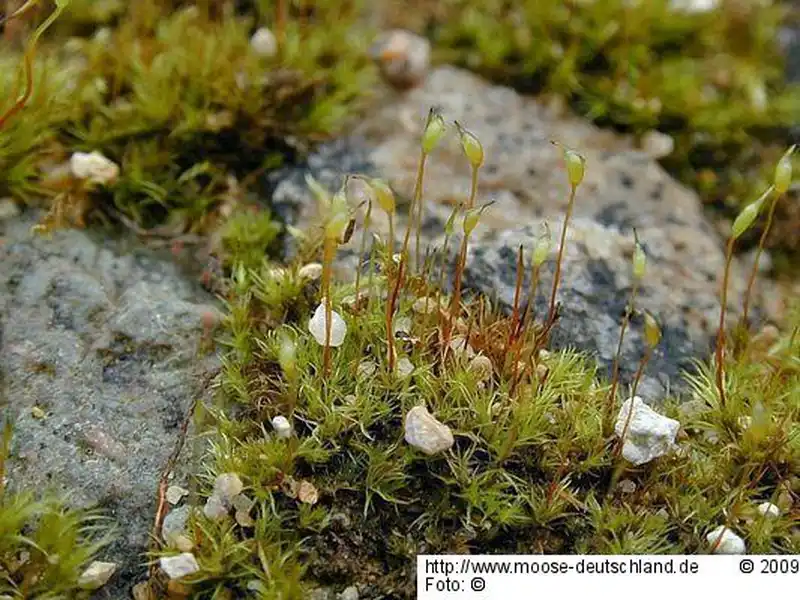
[1,0,377,236]
[0,424,114,598]
[150,114,798,598]
[218,205,282,272]
[382,0,800,265]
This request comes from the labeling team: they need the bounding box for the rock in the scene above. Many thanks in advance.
[250,26,277,58]
[308,302,347,347]
[339,586,360,600]
[213,473,244,501]
[298,480,319,505]
[369,29,430,89]
[166,485,189,505]
[203,493,230,521]
[357,360,378,379]
[669,0,720,13]
[159,552,201,580]
[0,197,21,221]
[757,502,781,518]
[404,405,454,455]
[162,505,192,544]
[69,150,119,185]
[453,218,728,398]
[614,396,680,465]
[299,262,323,281]
[640,130,674,159]
[1,211,219,597]
[77,560,117,590]
[271,415,292,439]
[467,355,493,382]
[617,479,637,495]
[396,356,414,379]
[706,526,746,555]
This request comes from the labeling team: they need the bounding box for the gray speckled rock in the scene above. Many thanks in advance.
[0,211,220,598]
[264,66,790,397]
[449,218,716,400]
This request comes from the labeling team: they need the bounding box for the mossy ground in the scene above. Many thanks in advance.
[144,127,798,597]
[1,0,377,237]
[382,0,800,266]
[0,2,798,599]
[0,423,114,597]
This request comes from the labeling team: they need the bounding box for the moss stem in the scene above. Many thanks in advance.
[546,186,576,334]
[715,237,735,409]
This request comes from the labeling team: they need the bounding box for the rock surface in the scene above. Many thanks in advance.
[265,66,790,398]
[614,396,680,465]
[0,211,220,598]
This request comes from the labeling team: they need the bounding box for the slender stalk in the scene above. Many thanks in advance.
[466,165,478,209]
[276,0,287,55]
[385,256,405,371]
[321,236,335,378]
[520,262,542,339]
[715,237,735,409]
[1,0,68,129]
[354,200,372,305]
[613,345,653,460]
[546,186,576,329]
[445,233,469,352]
[365,235,376,314]
[741,195,780,325]
[404,153,427,271]
[387,212,395,262]
[504,245,525,369]
[604,280,639,435]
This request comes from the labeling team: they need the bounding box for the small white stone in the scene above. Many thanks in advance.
[468,354,493,381]
[748,81,768,112]
[69,151,119,185]
[250,27,277,58]
[93,27,112,45]
[159,552,201,580]
[202,493,229,521]
[232,493,255,514]
[669,0,719,14]
[308,302,347,347]
[404,405,454,455]
[166,485,189,505]
[614,396,680,466]
[0,198,21,221]
[298,480,319,505]
[357,360,378,379]
[78,561,117,590]
[706,526,746,555]
[213,473,243,500]
[298,262,323,281]
[757,502,780,518]
[369,29,430,88]
[339,586,359,600]
[640,130,674,159]
[272,415,292,439]
[162,505,191,542]
[235,509,255,527]
[448,336,475,359]
[396,357,414,379]
[393,316,412,336]
[172,534,194,553]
